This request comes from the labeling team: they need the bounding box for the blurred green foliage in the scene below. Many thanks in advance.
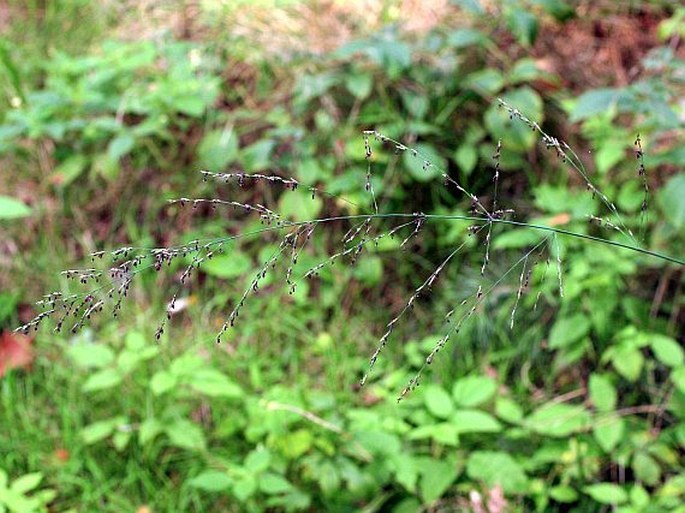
[1,0,684,512]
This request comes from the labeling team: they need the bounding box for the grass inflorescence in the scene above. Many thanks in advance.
[17,99,684,400]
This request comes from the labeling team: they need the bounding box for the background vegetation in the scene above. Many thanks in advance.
[0,1,684,512]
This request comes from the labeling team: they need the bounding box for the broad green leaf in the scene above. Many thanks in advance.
[495,397,524,423]
[651,334,684,367]
[506,9,538,47]
[259,473,293,495]
[165,419,206,451]
[107,133,134,161]
[241,139,275,172]
[352,255,383,286]
[201,252,251,279]
[589,374,617,412]
[465,69,505,95]
[527,403,591,437]
[345,72,373,100]
[53,154,88,186]
[189,369,244,399]
[454,144,478,175]
[630,485,650,509]
[150,370,177,395]
[452,375,497,407]
[278,188,323,222]
[402,143,445,182]
[451,410,502,434]
[671,366,685,394]
[612,346,644,382]
[633,452,661,486]
[10,473,42,494]
[485,87,543,152]
[549,314,590,349]
[594,416,624,452]
[549,485,578,503]
[419,460,458,503]
[81,418,122,444]
[423,385,454,419]
[82,368,122,392]
[245,448,271,473]
[466,451,528,493]
[67,343,115,369]
[0,196,31,220]
[569,88,622,122]
[447,28,487,48]
[197,128,239,170]
[233,475,257,502]
[139,418,163,445]
[583,483,628,504]
[188,471,233,492]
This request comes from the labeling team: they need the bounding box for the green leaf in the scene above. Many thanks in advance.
[451,410,502,434]
[345,73,373,99]
[245,448,272,473]
[82,368,122,392]
[165,419,206,451]
[197,128,239,170]
[0,196,31,220]
[189,369,244,398]
[485,87,543,152]
[594,416,624,452]
[549,314,590,349]
[402,143,444,182]
[466,451,528,494]
[569,88,622,122]
[81,418,121,444]
[201,252,252,279]
[419,460,458,503]
[583,483,628,504]
[139,418,163,445]
[527,403,591,437]
[465,69,505,95]
[633,452,661,486]
[259,473,293,495]
[452,375,497,407]
[233,475,257,502]
[506,9,538,47]
[10,473,42,494]
[53,154,88,186]
[549,485,578,503]
[352,255,383,286]
[671,366,685,394]
[241,139,275,172]
[188,471,233,492]
[611,346,644,382]
[651,334,684,367]
[278,188,323,222]
[67,343,115,369]
[454,144,478,175]
[495,397,524,423]
[630,484,650,509]
[107,133,135,161]
[447,28,487,48]
[423,385,454,419]
[589,374,617,412]
[150,370,177,395]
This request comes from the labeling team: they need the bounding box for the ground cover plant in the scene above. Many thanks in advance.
[1,1,685,512]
